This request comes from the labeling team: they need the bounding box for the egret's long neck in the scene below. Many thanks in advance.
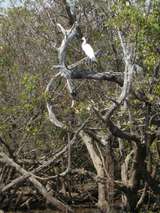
[82,38,86,45]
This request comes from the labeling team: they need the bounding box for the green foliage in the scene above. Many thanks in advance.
[107,1,160,75]
[20,73,39,108]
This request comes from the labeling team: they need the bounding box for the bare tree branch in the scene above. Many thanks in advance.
[47,103,64,128]
[0,152,73,212]
[45,75,65,128]
[70,70,123,86]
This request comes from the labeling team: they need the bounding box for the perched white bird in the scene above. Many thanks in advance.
[81,37,97,62]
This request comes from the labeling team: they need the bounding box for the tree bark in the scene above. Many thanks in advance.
[79,131,109,212]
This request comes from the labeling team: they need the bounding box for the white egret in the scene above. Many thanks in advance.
[81,37,97,62]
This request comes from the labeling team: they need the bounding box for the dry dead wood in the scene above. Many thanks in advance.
[0,152,73,212]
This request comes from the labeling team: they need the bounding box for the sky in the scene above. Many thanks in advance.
[0,0,22,8]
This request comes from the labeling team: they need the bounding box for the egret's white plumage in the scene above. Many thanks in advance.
[81,37,96,62]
